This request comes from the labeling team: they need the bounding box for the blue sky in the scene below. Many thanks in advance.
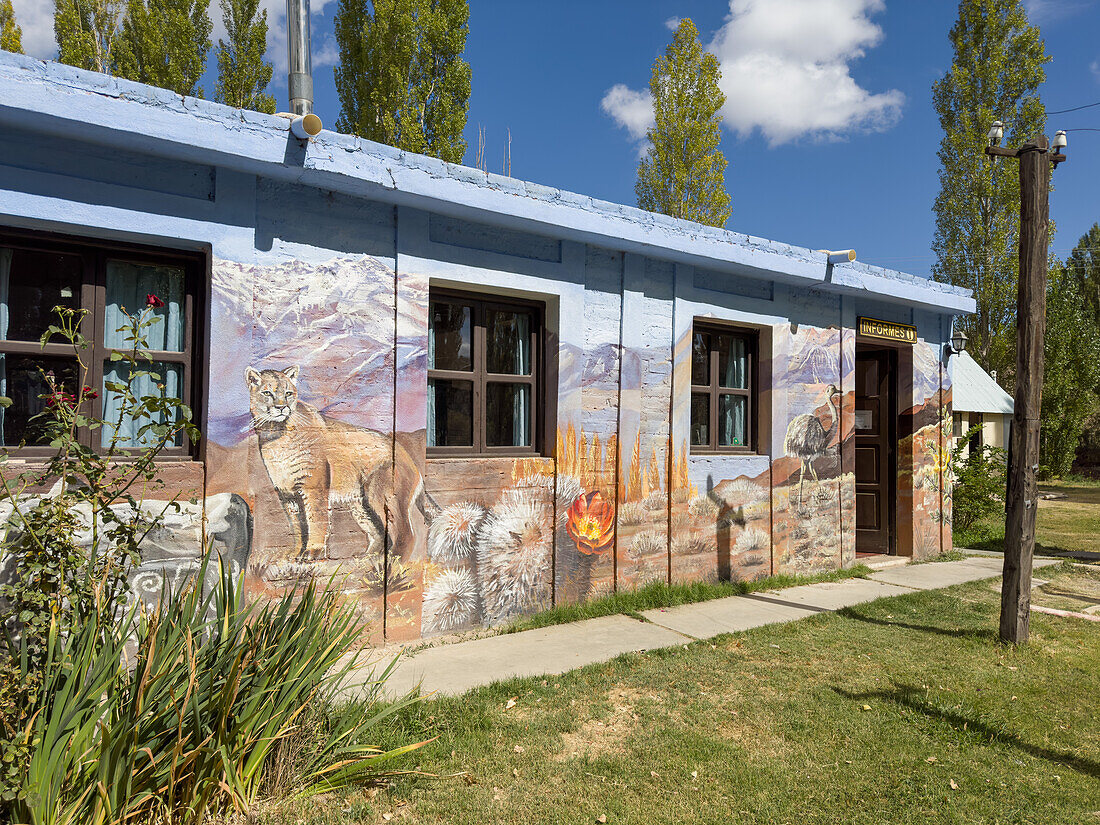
[10,0,1100,278]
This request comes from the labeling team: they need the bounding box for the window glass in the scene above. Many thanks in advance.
[486,383,531,447]
[1,234,198,456]
[486,309,531,375]
[427,292,542,454]
[717,333,747,389]
[429,301,472,371]
[718,394,747,447]
[1,248,82,342]
[0,354,79,447]
[105,261,185,352]
[691,332,709,385]
[427,378,473,447]
[691,324,756,452]
[690,392,710,446]
[101,360,183,448]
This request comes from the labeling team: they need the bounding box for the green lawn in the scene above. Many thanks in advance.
[258,572,1100,824]
[956,478,1100,556]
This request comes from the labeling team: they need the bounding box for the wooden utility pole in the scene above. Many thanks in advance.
[985,135,1064,644]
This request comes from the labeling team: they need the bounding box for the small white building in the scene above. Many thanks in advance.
[950,351,1013,456]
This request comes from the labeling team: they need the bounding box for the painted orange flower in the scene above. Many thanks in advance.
[566,490,615,555]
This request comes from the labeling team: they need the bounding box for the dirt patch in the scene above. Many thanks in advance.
[554,687,645,761]
[715,710,790,759]
[992,564,1100,614]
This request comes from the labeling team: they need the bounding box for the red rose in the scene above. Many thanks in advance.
[146,294,165,308]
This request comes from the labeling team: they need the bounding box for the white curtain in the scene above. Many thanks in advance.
[722,336,746,388]
[101,262,185,448]
[511,312,530,446]
[101,361,182,449]
[0,248,10,444]
[427,379,438,447]
[104,261,184,352]
[720,396,746,447]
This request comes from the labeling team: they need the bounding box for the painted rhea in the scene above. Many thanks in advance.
[428,502,488,563]
[784,384,841,507]
[475,492,553,625]
[422,568,481,633]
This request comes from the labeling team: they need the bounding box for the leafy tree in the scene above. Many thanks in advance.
[116,0,212,97]
[214,0,275,113]
[932,0,1049,387]
[635,18,730,227]
[1039,258,1100,477]
[1066,222,1100,327]
[951,424,1007,534]
[55,0,125,74]
[1,0,23,53]
[1051,223,1100,475]
[334,0,471,163]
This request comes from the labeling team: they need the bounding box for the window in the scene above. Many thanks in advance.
[690,324,757,453]
[427,289,542,455]
[0,229,202,457]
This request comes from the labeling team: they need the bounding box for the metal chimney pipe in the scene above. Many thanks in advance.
[287,0,313,116]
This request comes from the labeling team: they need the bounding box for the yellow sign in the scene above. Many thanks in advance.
[857,316,916,344]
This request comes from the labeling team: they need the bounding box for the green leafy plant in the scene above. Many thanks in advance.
[0,301,198,809]
[9,559,427,825]
[0,302,199,661]
[951,424,1008,533]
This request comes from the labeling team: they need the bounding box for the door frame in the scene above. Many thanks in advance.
[854,342,899,556]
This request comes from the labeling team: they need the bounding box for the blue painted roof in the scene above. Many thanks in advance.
[0,51,975,316]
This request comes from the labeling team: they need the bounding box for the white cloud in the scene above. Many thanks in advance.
[709,0,904,146]
[664,16,682,31]
[601,0,903,150]
[1023,0,1090,23]
[600,82,654,141]
[9,0,56,59]
[1092,59,1100,82]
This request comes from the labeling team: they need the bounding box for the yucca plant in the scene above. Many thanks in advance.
[9,558,428,825]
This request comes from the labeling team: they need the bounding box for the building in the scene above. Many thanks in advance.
[949,351,1013,457]
[0,53,974,641]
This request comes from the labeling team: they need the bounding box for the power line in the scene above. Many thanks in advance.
[1047,101,1100,115]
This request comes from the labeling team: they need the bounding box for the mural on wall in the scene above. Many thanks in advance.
[196,250,955,640]
[771,324,848,574]
[900,339,950,559]
[0,492,253,624]
[204,255,426,640]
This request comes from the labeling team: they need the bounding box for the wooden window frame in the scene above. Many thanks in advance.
[427,288,544,458]
[690,323,758,455]
[0,227,204,460]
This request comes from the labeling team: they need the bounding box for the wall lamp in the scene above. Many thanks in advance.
[946,328,968,358]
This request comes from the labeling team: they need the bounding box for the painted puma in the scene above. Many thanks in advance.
[246,365,424,569]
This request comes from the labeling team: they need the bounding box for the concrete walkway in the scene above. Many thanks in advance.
[368,555,1060,698]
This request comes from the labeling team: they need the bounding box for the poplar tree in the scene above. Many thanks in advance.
[1,0,22,53]
[334,0,471,163]
[215,0,275,113]
[1067,222,1100,327]
[932,0,1048,386]
[116,0,212,97]
[55,0,125,74]
[1040,256,1100,477]
[635,18,730,227]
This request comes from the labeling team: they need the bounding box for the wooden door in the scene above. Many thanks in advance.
[855,348,895,554]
